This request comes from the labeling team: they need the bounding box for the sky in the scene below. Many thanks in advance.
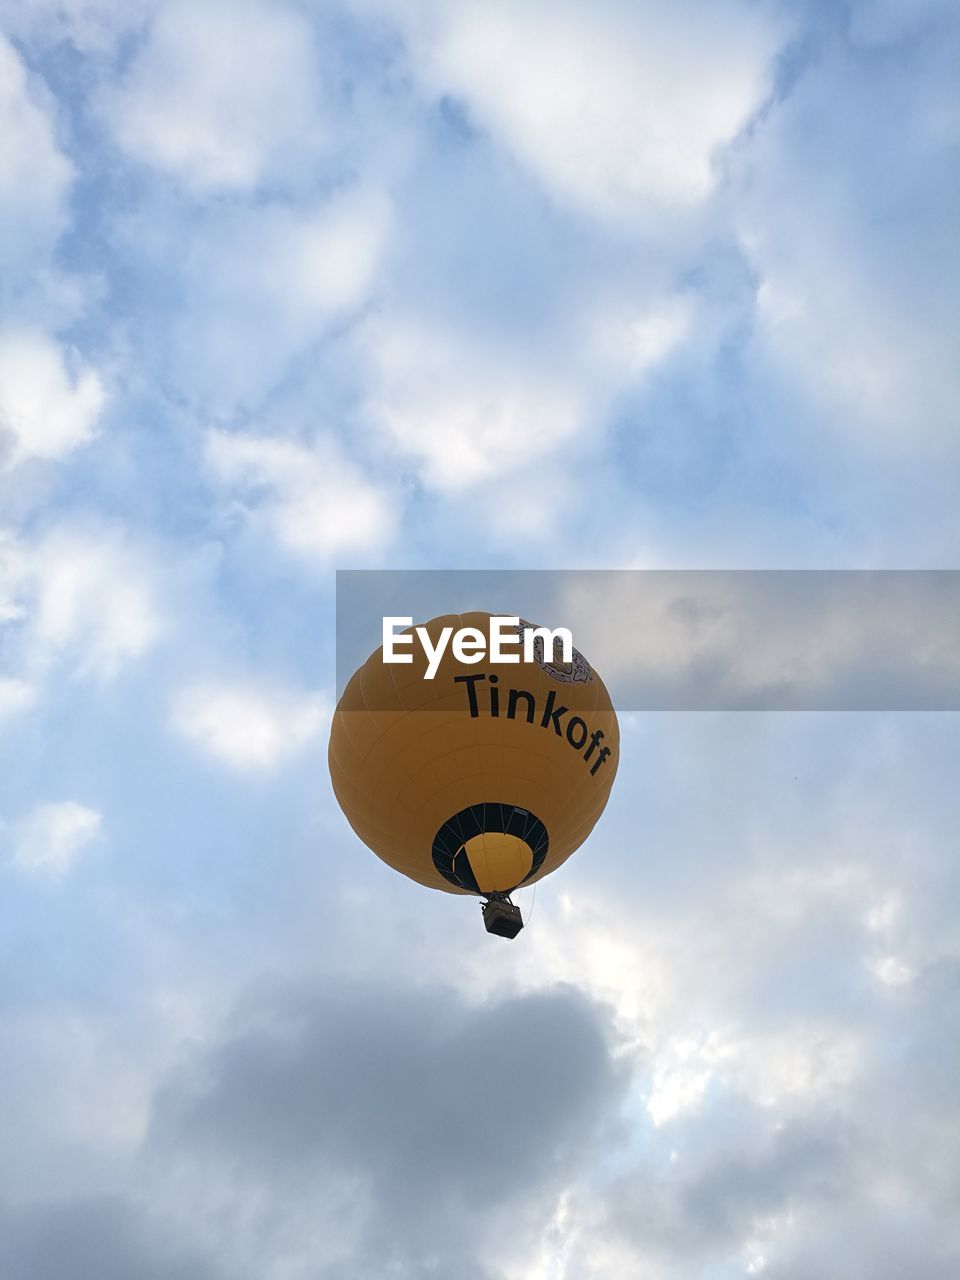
[0,0,959,1276]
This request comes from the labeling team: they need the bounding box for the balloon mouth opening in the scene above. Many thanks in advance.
[432,802,549,895]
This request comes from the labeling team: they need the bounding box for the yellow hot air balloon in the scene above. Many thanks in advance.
[328,612,618,937]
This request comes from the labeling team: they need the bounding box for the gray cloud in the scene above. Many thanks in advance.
[549,953,960,1277]
[584,1106,852,1271]
[150,977,627,1274]
[0,1198,230,1280]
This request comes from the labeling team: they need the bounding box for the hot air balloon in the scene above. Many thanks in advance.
[328,612,618,937]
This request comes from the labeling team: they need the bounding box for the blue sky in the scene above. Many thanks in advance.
[1,1,959,1276]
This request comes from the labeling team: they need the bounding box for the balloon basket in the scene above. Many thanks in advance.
[481,896,524,939]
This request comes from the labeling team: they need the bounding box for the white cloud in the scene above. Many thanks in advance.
[0,330,106,467]
[1,526,163,682]
[699,1025,863,1108]
[372,0,785,221]
[365,318,588,492]
[285,191,392,316]
[191,189,389,329]
[643,1017,863,1125]
[30,535,161,678]
[362,293,689,493]
[0,34,72,268]
[100,0,328,194]
[144,188,390,410]
[0,0,158,55]
[737,47,960,449]
[9,800,102,877]
[751,260,957,447]
[646,1034,715,1125]
[869,954,914,987]
[583,294,693,380]
[205,429,394,562]
[171,681,329,772]
[0,676,36,727]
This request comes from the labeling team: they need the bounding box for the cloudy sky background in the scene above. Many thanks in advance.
[1,0,959,1275]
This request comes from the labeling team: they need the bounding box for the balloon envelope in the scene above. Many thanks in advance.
[328,612,619,896]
